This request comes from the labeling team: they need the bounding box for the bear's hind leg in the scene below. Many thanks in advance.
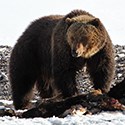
[10,74,37,110]
[9,46,39,110]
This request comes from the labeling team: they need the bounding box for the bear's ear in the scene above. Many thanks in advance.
[65,18,76,26]
[88,18,100,27]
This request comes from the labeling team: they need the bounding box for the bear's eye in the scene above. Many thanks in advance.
[71,37,75,41]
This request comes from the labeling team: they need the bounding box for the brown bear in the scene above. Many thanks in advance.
[108,78,125,99]
[9,9,115,110]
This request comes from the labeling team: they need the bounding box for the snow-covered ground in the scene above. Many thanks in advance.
[0,100,125,125]
[0,99,125,125]
[0,112,125,125]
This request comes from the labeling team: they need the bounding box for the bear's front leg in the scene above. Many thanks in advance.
[86,47,115,93]
[55,70,78,98]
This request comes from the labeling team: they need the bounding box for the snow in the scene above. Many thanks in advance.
[0,100,13,105]
[0,112,125,125]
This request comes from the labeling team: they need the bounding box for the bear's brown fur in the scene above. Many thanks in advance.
[9,10,115,110]
[108,78,125,99]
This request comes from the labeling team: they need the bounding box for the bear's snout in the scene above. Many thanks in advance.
[71,43,85,58]
[71,49,83,58]
[71,49,79,57]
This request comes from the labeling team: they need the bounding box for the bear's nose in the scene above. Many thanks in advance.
[71,50,79,57]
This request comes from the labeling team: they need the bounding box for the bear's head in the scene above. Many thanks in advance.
[66,15,106,58]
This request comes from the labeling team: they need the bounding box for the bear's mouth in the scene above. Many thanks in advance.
[71,49,83,58]
[71,43,86,58]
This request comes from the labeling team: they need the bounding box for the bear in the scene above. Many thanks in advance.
[108,78,125,100]
[9,9,115,110]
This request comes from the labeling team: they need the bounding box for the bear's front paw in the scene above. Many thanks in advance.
[90,89,102,96]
